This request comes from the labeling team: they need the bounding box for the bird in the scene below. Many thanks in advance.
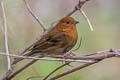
[12,16,79,64]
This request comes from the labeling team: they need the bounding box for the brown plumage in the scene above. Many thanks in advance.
[13,16,79,64]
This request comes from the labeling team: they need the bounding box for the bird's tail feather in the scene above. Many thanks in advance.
[12,51,43,65]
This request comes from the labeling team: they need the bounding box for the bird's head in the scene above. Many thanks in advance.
[57,17,79,31]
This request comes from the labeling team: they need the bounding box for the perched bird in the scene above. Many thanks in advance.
[13,16,79,64]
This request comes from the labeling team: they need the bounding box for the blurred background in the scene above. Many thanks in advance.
[0,0,120,80]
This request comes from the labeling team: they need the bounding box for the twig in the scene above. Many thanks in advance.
[48,61,99,80]
[7,60,37,80]
[0,0,11,70]
[65,8,77,17]
[79,9,93,31]
[26,76,44,80]
[24,0,46,32]
[0,52,94,63]
[1,48,120,80]
[43,62,70,80]
[26,63,71,80]
[48,49,119,80]
[65,0,89,17]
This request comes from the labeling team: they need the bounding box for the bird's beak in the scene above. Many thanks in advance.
[73,21,79,24]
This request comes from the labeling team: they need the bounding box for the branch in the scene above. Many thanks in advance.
[24,0,46,32]
[47,49,120,60]
[0,0,11,70]
[43,62,70,80]
[48,61,99,80]
[1,48,120,79]
[79,9,93,31]
[8,60,37,80]
[65,0,89,16]
[48,49,120,80]
[0,52,93,63]
[44,49,120,80]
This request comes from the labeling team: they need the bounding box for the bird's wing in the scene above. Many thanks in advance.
[29,32,67,55]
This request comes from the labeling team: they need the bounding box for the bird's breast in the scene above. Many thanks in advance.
[65,26,78,42]
[62,26,78,53]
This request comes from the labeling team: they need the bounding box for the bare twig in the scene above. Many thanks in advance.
[27,76,44,80]
[0,52,94,63]
[48,61,99,80]
[65,8,77,17]
[48,49,119,80]
[24,0,46,32]
[1,48,120,80]
[1,49,119,62]
[79,9,93,31]
[65,0,89,17]
[43,62,70,80]
[0,0,11,70]
[27,63,71,80]
[7,60,37,80]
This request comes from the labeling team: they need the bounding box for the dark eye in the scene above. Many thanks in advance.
[66,21,70,24]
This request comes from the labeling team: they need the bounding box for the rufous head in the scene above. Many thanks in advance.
[59,16,79,25]
[56,17,79,31]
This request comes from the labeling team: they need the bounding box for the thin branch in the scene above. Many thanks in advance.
[5,60,37,80]
[0,0,11,70]
[65,0,90,17]
[1,48,120,80]
[43,62,70,80]
[65,8,77,17]
[48,49,119,80]
[24,0,46,32]
[27,63,71,80]
[48,61,99,80]
[0,52,94,63]
[79,9,93,31]
[49,49,120,60]
[27,76,44,80]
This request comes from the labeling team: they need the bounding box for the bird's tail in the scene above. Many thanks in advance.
[12,57,24,65]
[12,51,43,65]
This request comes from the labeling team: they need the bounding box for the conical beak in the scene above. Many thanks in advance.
[73,21,79,24]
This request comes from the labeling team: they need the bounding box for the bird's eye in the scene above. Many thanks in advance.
[66,21,70,24]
